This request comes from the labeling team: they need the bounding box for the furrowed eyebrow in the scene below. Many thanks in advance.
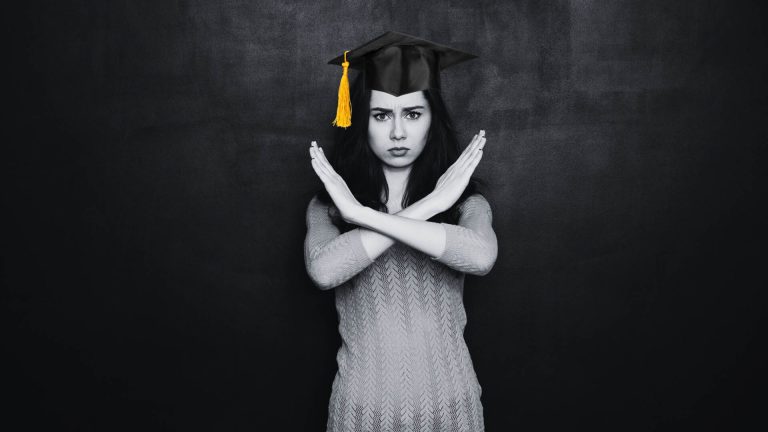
[370,105,426,113]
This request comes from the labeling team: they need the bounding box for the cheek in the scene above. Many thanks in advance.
[419,121,431,136]
[367,123,389,150]
[415,119,431,142]
[368,121,386,134]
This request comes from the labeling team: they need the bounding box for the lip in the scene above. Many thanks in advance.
[388,147,410,151]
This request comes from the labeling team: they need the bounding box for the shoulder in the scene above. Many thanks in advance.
[308,193,331,209]
[459,193,491,211]
[307,193,340,220]
[306,194,329,217]
[457,193,494,223]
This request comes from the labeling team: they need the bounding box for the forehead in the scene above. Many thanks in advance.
[369,89,428,108]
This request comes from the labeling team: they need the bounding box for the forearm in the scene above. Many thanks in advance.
[357,195,442,261]
[304,227,374,290]
[353,196,447,259]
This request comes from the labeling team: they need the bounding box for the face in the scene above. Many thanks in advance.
[368,89,432,169]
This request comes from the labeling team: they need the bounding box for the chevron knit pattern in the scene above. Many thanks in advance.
[305,194,498,432]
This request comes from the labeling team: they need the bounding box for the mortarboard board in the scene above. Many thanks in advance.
[327,31,478,128]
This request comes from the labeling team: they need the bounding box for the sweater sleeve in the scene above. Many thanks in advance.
[304,195,375,290]
[430,194,499,276]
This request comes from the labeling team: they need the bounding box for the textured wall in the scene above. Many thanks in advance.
[5,0,765,430]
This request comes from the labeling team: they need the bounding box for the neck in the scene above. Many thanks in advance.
[382,164,411,201]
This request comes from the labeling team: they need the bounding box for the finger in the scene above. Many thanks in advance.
[461,136,485,169]
[310,158,325,181]
[459,137,483,169]
[311,143,330,169]
[477,136,487,153]
[310,147,329,177]
[470,131,486,155]
[475,130,486,148]
[310,154,324,173]
[474,130,486,148]
[460,130,485,163]
[458,133,479,164]
[312,148,333,179]
[458,149,483,179]
[317,147,342,181]
[470,130,485,148]
[470,144,484,168]
[317,146,331,168]
[312,159,335,187]
[310,142,332,176]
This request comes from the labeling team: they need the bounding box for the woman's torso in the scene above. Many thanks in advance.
[326,240,484,432]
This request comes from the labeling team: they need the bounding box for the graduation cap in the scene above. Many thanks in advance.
[327,31,478,128]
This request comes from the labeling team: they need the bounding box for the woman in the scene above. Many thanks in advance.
[304,31,498,432]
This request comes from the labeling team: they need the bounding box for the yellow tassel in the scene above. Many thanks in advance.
[332,50,352,128]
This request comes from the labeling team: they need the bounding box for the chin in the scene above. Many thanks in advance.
[383,159,414,168]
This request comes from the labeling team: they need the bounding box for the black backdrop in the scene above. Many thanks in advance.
[4,1,766,430]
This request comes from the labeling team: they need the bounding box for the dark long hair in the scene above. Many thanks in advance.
[314,69,488,233]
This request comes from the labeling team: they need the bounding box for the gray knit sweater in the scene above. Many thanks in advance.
[304,193,498,432]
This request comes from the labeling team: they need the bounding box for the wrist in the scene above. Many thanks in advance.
[350,205,373,228]
[417,193,443,219]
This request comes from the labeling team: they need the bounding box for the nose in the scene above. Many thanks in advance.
[390,115,406,141]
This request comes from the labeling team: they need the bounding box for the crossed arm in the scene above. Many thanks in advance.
[356,195,446,261]
[305,132,496,290]
[304,193,498,290]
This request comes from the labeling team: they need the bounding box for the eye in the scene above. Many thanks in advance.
[405,111,422,120]
[372,112,391,121]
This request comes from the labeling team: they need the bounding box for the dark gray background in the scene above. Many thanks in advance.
[4,0,765,430]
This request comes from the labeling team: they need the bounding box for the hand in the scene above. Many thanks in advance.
[429,129,486,213]
[309,140,365,224]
